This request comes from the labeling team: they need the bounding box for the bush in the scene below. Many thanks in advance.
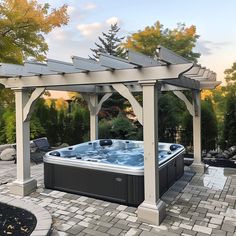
[222,89,236,148]
[98,119,112,139]
[181,98,218,152]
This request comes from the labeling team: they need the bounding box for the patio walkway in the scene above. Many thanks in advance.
[0,161,236,236]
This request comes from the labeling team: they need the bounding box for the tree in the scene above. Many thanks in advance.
[123,21,201,143]
[224,62,236,85]
[124,21,200,62]
[202,86,227,148]
[181,99,218,152]
[0,0,69,64]
[158,92,186,143]
[90,23,128,120]
[222,88,236,148]
[201,99,218,151]
[0,106,46,144]
[90,23,126,60]
[98,113,140,140]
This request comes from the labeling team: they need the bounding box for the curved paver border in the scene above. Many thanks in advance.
[0,194,52,236]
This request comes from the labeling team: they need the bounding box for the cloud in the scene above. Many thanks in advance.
[195,40,231,56]
[77,22,102,38]
[106,17,120,25]
[82,3,97,10]
[46,32,94,61]
[76,16,123,40]
[67,5,76,15]
[45,13,125,61]
[49,28,68,41]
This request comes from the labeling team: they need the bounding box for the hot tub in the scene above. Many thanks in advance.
[44,139,185,206]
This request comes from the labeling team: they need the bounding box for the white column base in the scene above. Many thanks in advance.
[138,199,166,225]
[9,178,37,196]
[190,162,208,174]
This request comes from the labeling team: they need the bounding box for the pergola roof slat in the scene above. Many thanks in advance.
[24,61,54,75]
[157,46,191,64]
[127,50,162,66]
[184,65,201,76]
[72,56,107,71]
[47,59,82,73]
[99,53,138,69]
[0,47,220,91]
[186,67,206,78]
[0,63,34,77]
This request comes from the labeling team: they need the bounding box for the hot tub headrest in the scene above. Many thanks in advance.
[49,151,61,157]
[170,144,180,151]
[99,139,113,147]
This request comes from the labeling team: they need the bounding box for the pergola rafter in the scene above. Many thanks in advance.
[0,46,220,226]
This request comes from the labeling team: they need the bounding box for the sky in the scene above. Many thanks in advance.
[39,0,236,86]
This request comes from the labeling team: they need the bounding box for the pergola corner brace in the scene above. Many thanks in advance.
[83,93,113,115]
[23,87,46,122]
[173,91,194,116]
[112,83,143,125]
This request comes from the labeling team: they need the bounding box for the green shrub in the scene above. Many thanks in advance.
[99,119,112,139]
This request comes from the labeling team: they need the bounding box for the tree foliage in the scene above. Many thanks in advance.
[222,88,236,148]
[219,62,236,148]
[201,99,218,151]
[90,23,126,60]
[224,62,236,85]
[124,21,200,62]
[122,20,204,145]
[98,114,141,140]
[0,0,69,64]
[158,92,185,142]
[0,106,46,144]
[181,99,218,152]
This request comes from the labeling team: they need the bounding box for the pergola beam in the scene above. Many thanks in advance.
[0,63,193,89]
[161,76,200,90]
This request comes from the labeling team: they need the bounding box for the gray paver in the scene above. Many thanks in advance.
[1,162,236,236]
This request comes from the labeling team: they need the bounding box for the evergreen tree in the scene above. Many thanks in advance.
[222,89,236,148]
[90,23,126,60]
[181,98,218,152]
[201,99,218,151]
[158,92,186,143]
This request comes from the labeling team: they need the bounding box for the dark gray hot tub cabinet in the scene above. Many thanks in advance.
[44,153,184,206]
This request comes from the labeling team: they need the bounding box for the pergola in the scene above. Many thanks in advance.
[0,46,220,225]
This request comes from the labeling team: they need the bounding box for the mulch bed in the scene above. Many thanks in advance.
[0,202,37,236]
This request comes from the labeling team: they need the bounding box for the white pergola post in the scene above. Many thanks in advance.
[137,81,166,225]
[190,90,207,173]
[10,89,37,196]
[89,94,98,140]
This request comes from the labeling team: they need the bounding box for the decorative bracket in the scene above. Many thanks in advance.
[112,83,143,125]
[173,91,194,116]
[83,93,113,115]
[23,87,45,122]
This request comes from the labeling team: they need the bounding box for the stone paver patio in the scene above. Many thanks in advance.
[0,161,236,236]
